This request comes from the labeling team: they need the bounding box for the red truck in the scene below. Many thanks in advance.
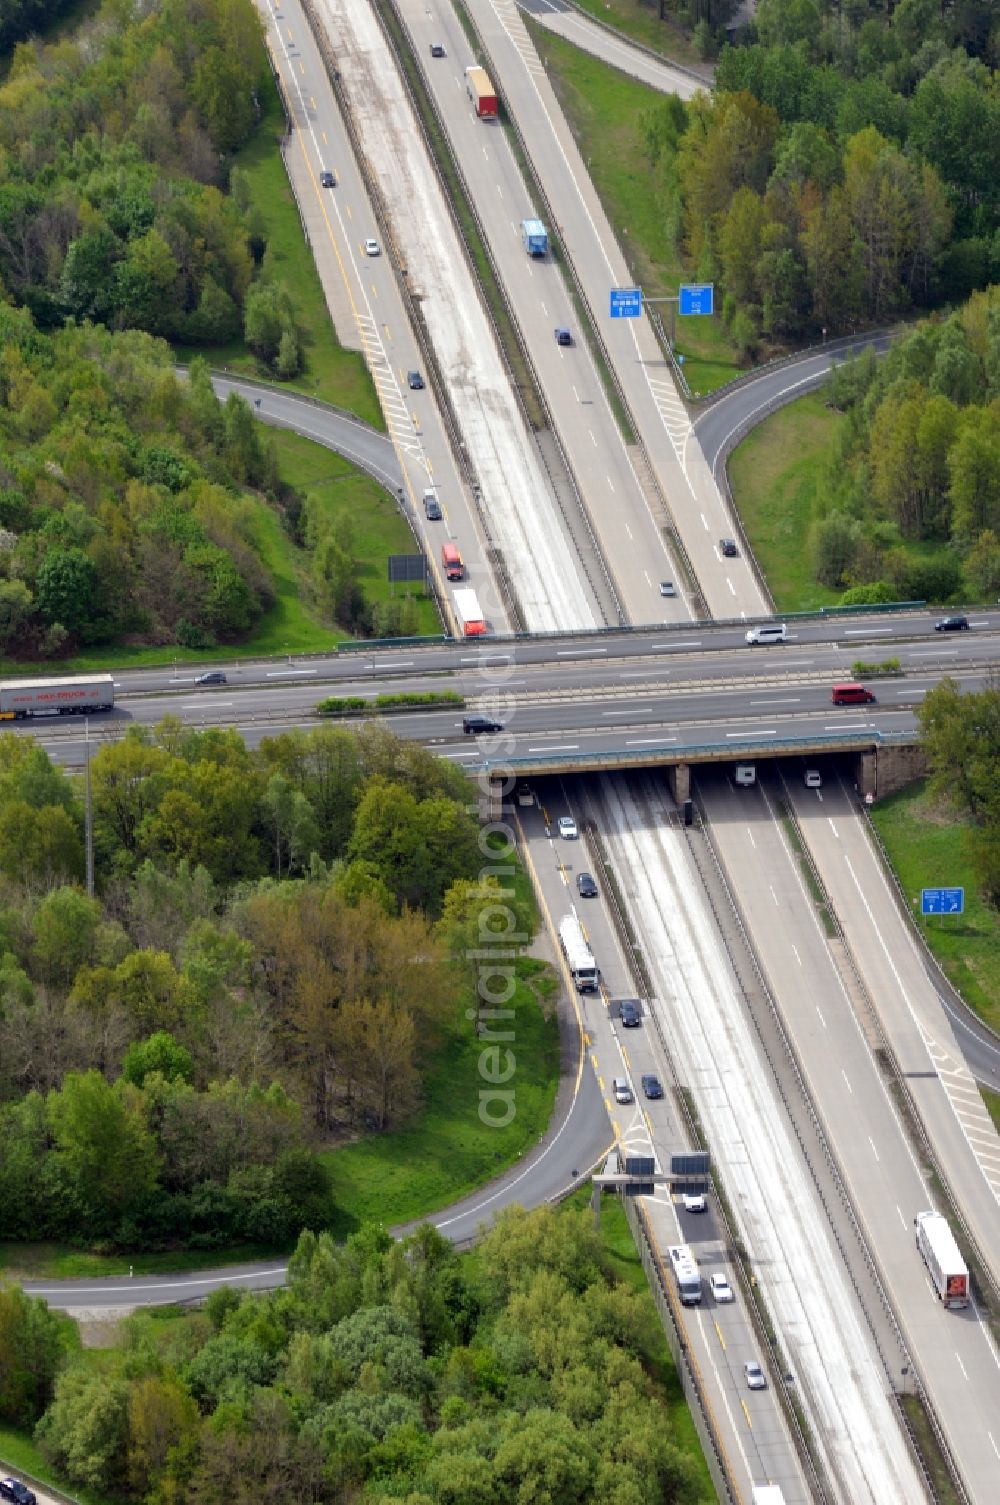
[466,66,498,121]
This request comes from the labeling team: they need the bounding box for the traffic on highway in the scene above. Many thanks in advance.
[8,0,1000,1501]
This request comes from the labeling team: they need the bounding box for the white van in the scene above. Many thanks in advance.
[735,765,756,786]
[745,623,787,645]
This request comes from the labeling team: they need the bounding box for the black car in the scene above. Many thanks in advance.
[463,715,503,735]
[195,670,227,686]
[1,1481,37,1505]
[320,170,335,188]
[576,871,598,898]
[554,327,572,346]
[429,40,445,56]
[619,1000,641,1028]
[719,537,738,557]
[934,615,969,632]
[641,1073,663,1099]
[407,370,425,390]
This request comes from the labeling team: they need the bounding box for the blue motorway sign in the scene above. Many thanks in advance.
[921,887,964,915]
[610,287,642,319]
[679,282,714,316]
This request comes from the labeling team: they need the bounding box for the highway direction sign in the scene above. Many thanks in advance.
[679,283,714,316]
[921,887,964,915]
[610,288,642,318]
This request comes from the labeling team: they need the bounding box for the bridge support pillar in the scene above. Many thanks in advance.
[667,763,690,806]
[483,779,506,823]
[859,751,877,801]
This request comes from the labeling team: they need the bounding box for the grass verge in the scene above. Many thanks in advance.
[728,394,844,611]
[530,23,738,387]
[323,955,561,1235]
[984,1087,1000,1132]
[568,0,710,71]
[868,781,1000,1037]
[183,80,383,426]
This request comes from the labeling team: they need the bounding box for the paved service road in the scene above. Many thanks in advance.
[692,331,896,482]
[22,937,611,1311]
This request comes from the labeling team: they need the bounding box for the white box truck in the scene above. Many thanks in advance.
[914,1210,969,1308]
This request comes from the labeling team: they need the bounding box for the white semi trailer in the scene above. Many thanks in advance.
[0,674,114,718]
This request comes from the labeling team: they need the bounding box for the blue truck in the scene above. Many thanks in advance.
[520,218,548,257]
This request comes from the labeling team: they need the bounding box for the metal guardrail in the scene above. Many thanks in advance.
[688,807,942,1501]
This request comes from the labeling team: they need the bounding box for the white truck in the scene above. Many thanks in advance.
[557,913,598,993]
[0,674,114,718]
[914,1210,969,1308]
[667,1244,702,1305]
[452,588,486,638]
[752,1488,787,1505]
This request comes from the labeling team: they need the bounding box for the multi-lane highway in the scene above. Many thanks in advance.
[9,0,1000,1500]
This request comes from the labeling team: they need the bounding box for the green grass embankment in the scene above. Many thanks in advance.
[530,24,738,391]
[869,783,1000,1038]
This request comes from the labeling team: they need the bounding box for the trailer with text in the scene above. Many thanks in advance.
[0,674,115,719]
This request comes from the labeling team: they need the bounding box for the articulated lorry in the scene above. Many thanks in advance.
[520,218,548,257]
[914,1210,969,1307]
[465,66,498,120]
[0,674,114,718]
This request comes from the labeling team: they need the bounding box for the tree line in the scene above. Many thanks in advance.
[0,722,518,1249]
[644,0,1000,349]
[1,1206,704,1503]
[807,286,1000,603]
[919,677,1000,908]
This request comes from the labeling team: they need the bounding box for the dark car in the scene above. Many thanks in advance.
[463,715,503,735]
[934,615,969,632]
[641,1073,663,1099]
[407,370,425,390]
[554,327,572,346]
[619,1000,641,1028]
[195,670,227,686]
[719,538,738,557]
[320,170,335,188]
[576,871,598,898]
[429,40,445,56]
[1,1481,37,1505]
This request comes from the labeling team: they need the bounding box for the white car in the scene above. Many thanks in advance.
[744,1360,767,1391]
[681,1191,706,1214]
[804,769,822,788]
[364,237,381,256]
[557,816,578,840]
[710,1273,734,1303]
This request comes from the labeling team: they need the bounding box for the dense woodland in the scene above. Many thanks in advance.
[0,317,283,651]
[806,285,1000,600]
[0,1206,703,1504]
[648,0,1000,347]
[0,722,519,1248]
[0,0,292,358]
